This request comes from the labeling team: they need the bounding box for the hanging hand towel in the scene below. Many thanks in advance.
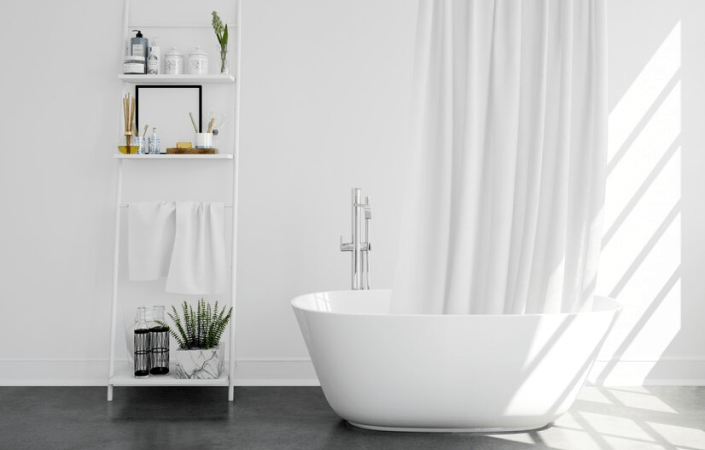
[128,202,177,281]
[165,202,227,294]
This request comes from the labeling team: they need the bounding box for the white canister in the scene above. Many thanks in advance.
[165,47,184,75]
[188,46,209,75]
[195,133,213,149]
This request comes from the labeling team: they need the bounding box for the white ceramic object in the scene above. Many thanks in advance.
[188,46,209,75]
[123,56,145,74]
[195,132,213,148]
[165,47,184,75]
[291,289,620,432]
[174,346,224,379]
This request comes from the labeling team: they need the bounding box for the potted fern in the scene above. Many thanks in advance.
[158,299,232,379]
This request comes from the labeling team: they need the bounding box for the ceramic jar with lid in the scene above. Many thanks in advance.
[123,56,145,74]
[165,47,184,75]
[188,46,209,75]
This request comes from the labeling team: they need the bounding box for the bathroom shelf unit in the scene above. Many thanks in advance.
[114,154,234,159]
[107,0,243,402]
[118,74,235,84]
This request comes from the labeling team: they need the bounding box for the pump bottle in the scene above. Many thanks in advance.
[147,36,161,75]
[131,30,149,73]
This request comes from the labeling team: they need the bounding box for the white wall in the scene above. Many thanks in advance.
[0,0,124,384]
[235,0,416,381]
[0,0,703,386]
[593,0,705,385]
[0,0,416,385]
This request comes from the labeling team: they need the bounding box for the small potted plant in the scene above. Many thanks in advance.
[158,299,232,379]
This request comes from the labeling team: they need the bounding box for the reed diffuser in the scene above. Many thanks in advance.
[121,93,137,154]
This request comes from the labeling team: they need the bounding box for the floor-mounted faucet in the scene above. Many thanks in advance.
[340,188,372,290]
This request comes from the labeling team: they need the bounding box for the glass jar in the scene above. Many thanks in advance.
[134,307,150,378]
[118,135,143,154]
[149,306,169,375]
[148,128,161,154]
[212,129,219,151]
[134,136,146,155]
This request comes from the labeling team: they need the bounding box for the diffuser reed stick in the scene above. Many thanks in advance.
[123,94,132,152]
[206,118,216,133]
[121,93,139,153]
[129,97,136,136]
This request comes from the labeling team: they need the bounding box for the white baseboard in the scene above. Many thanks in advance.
[231,357,319,386]
[1,357,703,387]
[0,359,109,386]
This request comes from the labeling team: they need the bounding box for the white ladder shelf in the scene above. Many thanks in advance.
[107,0,243,402]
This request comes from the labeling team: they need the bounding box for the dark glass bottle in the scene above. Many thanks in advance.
[149,306,170,375]
[134,307,150,378]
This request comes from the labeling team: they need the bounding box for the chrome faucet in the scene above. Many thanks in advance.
[340,188,372,290]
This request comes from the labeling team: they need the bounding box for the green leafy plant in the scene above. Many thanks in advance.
[212,11,229,73]
[157,299,232,350]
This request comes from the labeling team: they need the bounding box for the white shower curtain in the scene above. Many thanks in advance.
[391,0,607,315]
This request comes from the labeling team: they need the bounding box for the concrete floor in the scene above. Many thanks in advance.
[0,386,703,450]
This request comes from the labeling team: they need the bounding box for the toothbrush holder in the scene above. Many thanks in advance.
[195,132,213,149]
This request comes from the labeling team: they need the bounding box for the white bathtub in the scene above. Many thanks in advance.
[291,289,620,432]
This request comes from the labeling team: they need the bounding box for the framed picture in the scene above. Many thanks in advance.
[135,85,202,152]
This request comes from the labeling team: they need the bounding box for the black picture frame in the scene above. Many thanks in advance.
[135,85,203,135]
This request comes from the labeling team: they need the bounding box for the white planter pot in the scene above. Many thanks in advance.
[174,346,224,379]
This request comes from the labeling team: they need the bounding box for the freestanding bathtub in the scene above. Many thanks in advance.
[291,289,620,432]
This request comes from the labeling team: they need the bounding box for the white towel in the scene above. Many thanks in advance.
[165,202,227,294]
[128,202,176,281]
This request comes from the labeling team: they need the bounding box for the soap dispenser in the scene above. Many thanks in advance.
[130,30,149,63]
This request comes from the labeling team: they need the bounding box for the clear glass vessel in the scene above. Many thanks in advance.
[149,306,169,375]
[134,307,150,378]
[148,128,161,154]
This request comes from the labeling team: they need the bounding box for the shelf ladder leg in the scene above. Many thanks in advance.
[107,159,124,401]
[227,0,244,403]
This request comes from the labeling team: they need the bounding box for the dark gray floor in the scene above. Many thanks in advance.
[0,386,703,450]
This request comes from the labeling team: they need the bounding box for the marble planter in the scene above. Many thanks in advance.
[174,346,224,379]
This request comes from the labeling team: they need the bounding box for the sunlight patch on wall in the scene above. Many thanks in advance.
[597,21,682,377]
[607,22,681,161]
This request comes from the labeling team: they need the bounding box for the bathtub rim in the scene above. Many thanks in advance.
[291,289,622,317]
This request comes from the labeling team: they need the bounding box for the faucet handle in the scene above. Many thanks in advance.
[340,235,354,252]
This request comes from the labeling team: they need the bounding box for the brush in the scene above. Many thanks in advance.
[189,112,199,133]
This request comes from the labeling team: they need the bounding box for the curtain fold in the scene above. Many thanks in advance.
[391,0,607,315]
